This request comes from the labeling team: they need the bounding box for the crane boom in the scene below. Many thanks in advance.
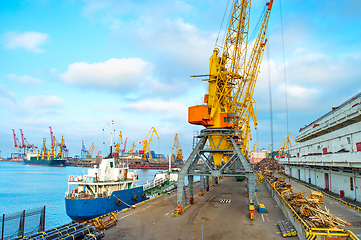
[113,131,123,157]
[123,137,128,153]
[12,129,18,147]
[58,136,64,158]
[130,142,135,157]
[20,129,25,148]
[234,0,273,126]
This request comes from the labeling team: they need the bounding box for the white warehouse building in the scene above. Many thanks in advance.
[279,92,361,201]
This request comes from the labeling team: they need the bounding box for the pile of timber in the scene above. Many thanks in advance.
[266,175,351,229]
[253,158,284,171]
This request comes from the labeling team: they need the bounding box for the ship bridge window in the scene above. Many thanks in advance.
[110,162,114,168]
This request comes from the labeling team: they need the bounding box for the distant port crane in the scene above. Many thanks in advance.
[174,134,183,163]
[87,142,102,158]
[139,127,159,161]
[113,131,123,157]
[12,129,37,159]
[81,140,88,159]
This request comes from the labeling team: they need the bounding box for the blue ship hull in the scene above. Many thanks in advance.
[65,186,147,221]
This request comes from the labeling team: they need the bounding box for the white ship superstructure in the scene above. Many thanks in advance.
[279,92,361,201]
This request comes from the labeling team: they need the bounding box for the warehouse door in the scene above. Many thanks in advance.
[324,173,329,191]
[297,169,300,180]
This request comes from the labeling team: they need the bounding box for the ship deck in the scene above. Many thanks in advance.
[103,177,297,240]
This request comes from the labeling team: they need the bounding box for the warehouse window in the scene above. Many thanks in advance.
[350,177,354,191]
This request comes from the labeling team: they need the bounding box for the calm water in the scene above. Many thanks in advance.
[0,161,160,229]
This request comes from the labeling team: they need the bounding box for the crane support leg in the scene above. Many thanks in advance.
[188,175,194,197]
[188,175,194,204]
[176,129,255,207]
[200,175,205,191]
[176,137,207,205]
[206,176,210,191]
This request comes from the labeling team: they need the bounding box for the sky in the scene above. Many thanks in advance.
[1,0,360,159]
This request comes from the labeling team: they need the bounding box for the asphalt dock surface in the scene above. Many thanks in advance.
[104,177,297,240]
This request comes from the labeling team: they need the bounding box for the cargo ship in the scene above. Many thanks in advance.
[65,156,148,221]
[23,152,66,167]
[143,169,179,196]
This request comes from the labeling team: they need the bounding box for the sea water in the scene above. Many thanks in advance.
[0,161,160,229]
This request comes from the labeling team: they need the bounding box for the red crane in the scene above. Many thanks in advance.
[49,126,54,146]
[20,129,25,148]
[12,129,18,147]
[123,137,128,153]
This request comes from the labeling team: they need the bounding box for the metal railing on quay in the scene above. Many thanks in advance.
[264,175,360,240]
[307,228,360,240]
[265,177,309,230]
[1,206,45,240]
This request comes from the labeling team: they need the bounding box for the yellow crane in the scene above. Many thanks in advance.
[87,142,102,158]
[286,132,297,147]
[174,134,183,162]
[139,127,159,160]
[252,142,257,152]
[278,132,297,157]
[177,0,274,213]
[129,142,135,157]
[113,131,123,157]
[267,144,273,158]
[188,0,274,164]
[41,138,47,160]
[57,136,64,158]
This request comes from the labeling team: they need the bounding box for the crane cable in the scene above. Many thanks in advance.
[215,0,232,49]
[266,22,274,157]
[279,0,290,181]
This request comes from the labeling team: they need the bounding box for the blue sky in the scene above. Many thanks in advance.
[1,0,360,159]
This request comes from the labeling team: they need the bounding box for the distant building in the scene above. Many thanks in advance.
[279,92,361,202]
[249,149,267,164]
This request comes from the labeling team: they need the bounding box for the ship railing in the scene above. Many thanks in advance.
[143,177,168,191]
[65,191,98,199]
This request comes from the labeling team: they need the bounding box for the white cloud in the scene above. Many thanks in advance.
[59,58,153,88]
[23,95,65,109]
[254,47,361,112]
[0,84,16,101]
[3,31,49,53]
[83,0,108,17]
[7,74,43,85]
[143,78,188,98]
[133,17,214,71]
[0,85,17,111]
[82,0,213,74]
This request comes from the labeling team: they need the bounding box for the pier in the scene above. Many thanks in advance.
[103,177,294,240]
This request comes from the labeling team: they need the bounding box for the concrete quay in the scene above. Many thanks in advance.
[104,177,298,240]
